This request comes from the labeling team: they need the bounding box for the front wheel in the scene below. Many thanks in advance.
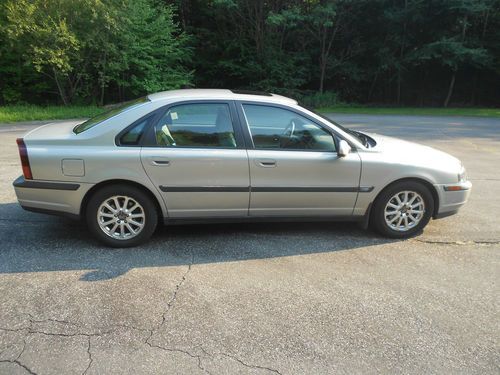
[371,181,434,238]
[86,185,158,247]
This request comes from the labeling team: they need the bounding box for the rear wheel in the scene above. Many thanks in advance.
[86,185,158,247]
[371,181,434,238]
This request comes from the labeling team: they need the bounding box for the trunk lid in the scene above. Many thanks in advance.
[23,120,84,144]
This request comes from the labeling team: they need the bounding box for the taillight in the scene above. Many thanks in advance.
[16,138,33,180]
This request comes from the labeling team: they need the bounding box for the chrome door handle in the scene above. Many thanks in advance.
[151,160,170,166]
[256,159,276,167]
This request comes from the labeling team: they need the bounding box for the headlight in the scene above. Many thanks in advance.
[458,165,467,182]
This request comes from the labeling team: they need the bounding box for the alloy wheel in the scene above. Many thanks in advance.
[384,190,425,232]
[97,195,146,240]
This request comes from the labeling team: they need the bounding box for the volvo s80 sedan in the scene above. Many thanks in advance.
[13,89,471,247]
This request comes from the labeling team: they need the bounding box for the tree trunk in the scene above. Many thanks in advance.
[444,72,456,108]
[368,70,379,101]
[397,72,401,105]
[100,52,107,106]
[52,68,68,106]
[397,0,408,106]
[319,56,326,93]
[471,73,478,105]
[419,66,428,107]
[444,14,467,108]
[319,29,327,94]
[100,81,105,106]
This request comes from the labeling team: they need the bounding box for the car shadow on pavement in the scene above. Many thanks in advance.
[0,203,401,281]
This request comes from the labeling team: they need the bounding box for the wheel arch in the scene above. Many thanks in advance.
[367,177,440,223]
[80,179,164,220]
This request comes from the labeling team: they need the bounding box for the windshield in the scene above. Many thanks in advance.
[73,97,150,134]
[300,105,373,147]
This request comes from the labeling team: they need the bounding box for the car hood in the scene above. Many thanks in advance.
[365,132,462,171]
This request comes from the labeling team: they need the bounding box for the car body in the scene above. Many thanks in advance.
[13,89,471,246]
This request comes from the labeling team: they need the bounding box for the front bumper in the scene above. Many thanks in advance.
[13,175,93,218]
[433,180,472,219]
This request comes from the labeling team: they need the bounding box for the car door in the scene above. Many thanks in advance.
[141,101,250,218]
[238,103,362,217]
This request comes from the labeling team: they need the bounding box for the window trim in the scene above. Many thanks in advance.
[235,101,343,153]
[141,100,247,150]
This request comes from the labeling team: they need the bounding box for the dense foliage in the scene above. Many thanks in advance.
[0,0,191,105]
[1,0,499,107]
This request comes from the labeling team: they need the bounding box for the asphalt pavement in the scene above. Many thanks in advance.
[0,114,498,374]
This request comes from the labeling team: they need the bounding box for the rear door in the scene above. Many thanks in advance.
[238,103,361,217]
[141,101,250,218]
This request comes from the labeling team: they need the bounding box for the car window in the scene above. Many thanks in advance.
[119,117,149,146]
[242,104,336,151]
[74,97,149,134]
[154,103,237,148]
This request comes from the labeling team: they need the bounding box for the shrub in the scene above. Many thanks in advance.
[299,91,341,108]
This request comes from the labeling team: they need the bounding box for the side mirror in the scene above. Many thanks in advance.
[337,139,351,157]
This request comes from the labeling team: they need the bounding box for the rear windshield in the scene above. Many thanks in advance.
[73,97,150,134]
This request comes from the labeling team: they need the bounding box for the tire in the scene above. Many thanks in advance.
[371,181,434,238]
[86,184,158,247]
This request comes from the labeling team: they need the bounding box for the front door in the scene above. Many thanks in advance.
[239,103,361,216]
[141,101,249,218]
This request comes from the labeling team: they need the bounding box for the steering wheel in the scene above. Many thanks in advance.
[282,119,297,139]
[280,118,303,148]
[280,118,317,149]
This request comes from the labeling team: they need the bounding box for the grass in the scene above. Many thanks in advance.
[316,105,500,117]
[0,104,499,123]
[0,105,105,123]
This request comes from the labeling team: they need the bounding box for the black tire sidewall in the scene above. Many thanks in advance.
[372,181,434,238]
[86,185,158,247]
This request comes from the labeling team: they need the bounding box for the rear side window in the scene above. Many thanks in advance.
[154,103,237,148]
[74,97,149,134]
[119,118,149,146]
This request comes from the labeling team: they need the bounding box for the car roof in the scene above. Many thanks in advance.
[147,89,298,106]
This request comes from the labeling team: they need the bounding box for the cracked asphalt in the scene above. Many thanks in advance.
[0,114,499,374]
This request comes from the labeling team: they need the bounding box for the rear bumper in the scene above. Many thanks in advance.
[433,180,472,219]
[13,175,93,217]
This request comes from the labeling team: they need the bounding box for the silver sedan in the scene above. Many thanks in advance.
[13,89,471,247]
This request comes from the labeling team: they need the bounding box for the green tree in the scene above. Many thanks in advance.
[409,0,493,106]
[2,0,192,105]
[182,0,308,94]
[114,0,192,99]
[1,0,499,106]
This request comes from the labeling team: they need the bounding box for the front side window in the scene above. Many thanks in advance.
[154,103,237,148]
[242,104,336,151]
